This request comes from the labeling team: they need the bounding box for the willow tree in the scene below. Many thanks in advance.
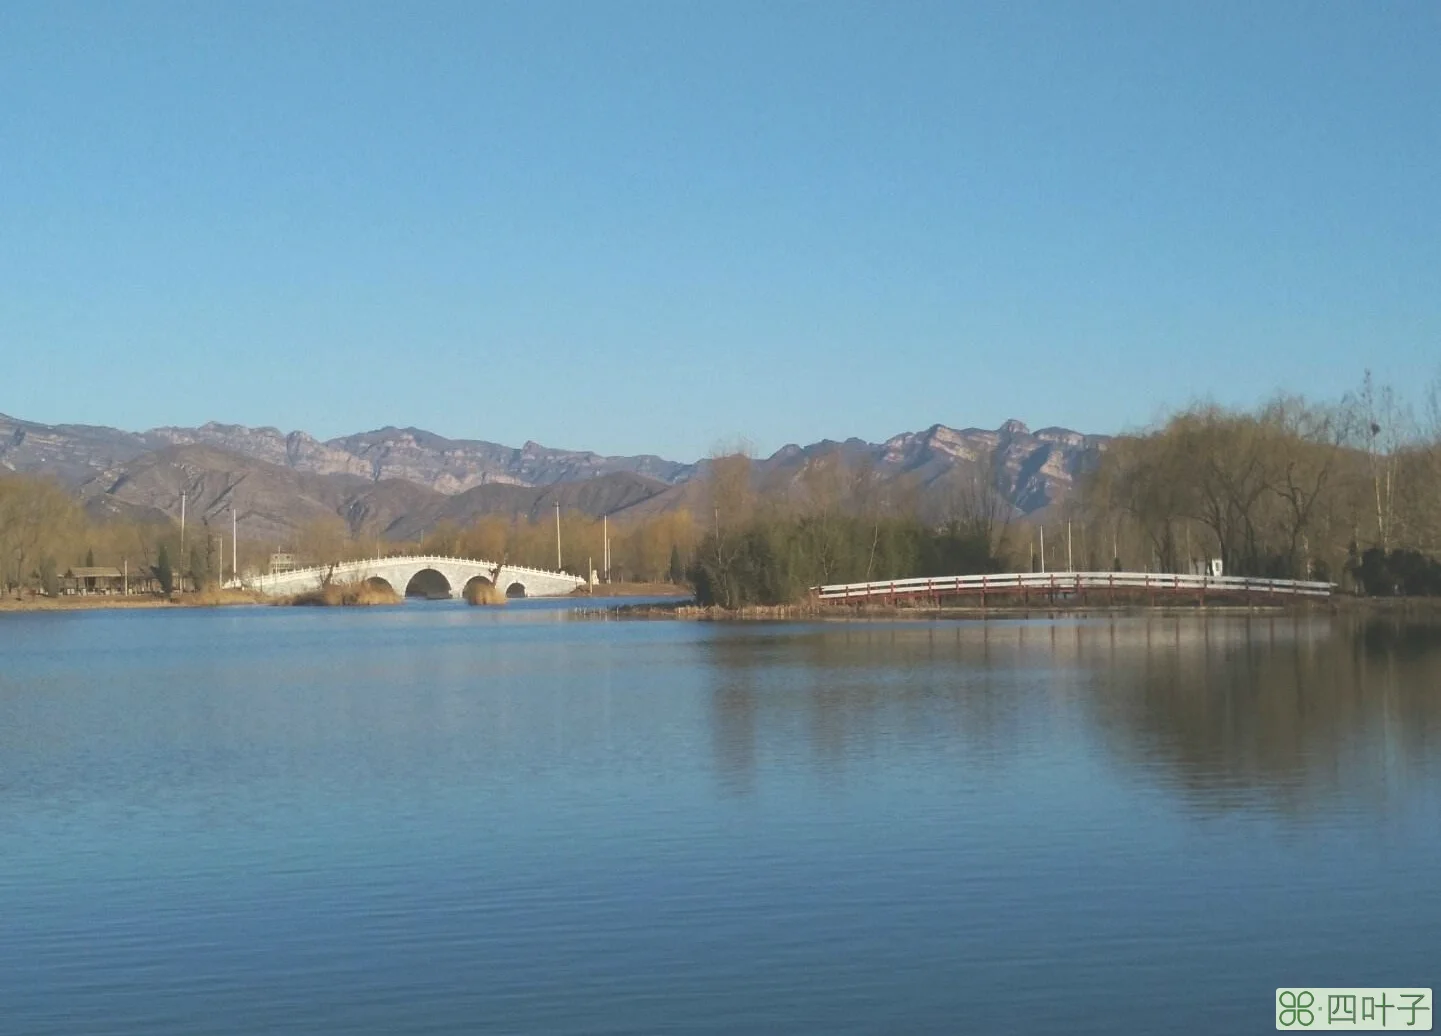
[0,474,84,591]
[1083,400,1360,578]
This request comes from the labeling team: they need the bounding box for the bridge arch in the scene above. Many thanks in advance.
[363,576,397,595]
[404,568,453,599]
[505,582,527,598]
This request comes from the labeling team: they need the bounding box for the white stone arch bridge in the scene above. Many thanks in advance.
[229,555,586,599]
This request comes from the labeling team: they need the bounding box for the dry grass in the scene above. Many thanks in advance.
[464,580,506,606]
[569,581,692,598]
[594,600,824,621]
[284,581,401,607]
[0,593,174,612]
[674,602,825,620]
[180,587,270,607]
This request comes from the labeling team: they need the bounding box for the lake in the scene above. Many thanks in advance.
[1,602,1438,1034]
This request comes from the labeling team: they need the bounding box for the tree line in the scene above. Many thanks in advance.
[1071,371,1441,593]
[684,369,1441,605]
[685,451,1011,607]
[0,470,708,597]
[0,474,289,596]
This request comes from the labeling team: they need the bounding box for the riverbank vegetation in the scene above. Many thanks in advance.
[569,581,691,597]
[0,471,257,599]
[682,450,1010,607]
[285,580,401,607]
[1072,372,1441,592]
[463,579,506,605]
[0,468,702,601]
[679,370,1441,608]
[178,587,270,607]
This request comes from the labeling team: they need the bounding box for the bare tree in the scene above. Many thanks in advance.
[944,445,1013,559]
[796,449,849,583]
[1262,396,1347,578]
[1345,370,1411,551]
[701,446,756,608]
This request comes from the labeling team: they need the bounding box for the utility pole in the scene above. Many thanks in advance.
[180,492,186,564]
[232,507,238,585]
[123,558,128,596]
[603,514,609,582]
[1067,522,1073,572]
[1039,525,1046,574]
[554,500,562,570]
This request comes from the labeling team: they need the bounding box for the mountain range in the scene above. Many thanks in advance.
[0,412,1109,544]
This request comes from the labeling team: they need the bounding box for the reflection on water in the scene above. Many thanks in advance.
[1086,617,1441,815]
[1,607,1439,1035]
[700,617,1441,818]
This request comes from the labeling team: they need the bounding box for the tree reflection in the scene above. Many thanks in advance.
[703,622,1089,788]
[702,617,1441,815]
[1082,616,1441,815]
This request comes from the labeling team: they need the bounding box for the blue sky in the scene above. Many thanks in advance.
[2,1,1437,460]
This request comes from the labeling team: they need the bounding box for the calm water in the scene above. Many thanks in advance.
[1,602,1438,1035]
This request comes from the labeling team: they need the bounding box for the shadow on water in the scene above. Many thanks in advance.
[701,616,1441,816]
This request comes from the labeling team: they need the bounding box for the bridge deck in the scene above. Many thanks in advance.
[814,571,1335,603]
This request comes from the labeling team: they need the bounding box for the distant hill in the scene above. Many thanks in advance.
[72,443,672,545]
[147,422,697,493]
[622,420,1109,523]
[2,411,1108,542]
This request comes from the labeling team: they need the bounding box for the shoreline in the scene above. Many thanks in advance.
[0,589,270,613]
[568,582,691,598]
[0,581,692,614]
[5,590,1438,620]
[0,594,187,612]
[588,595,1441,622]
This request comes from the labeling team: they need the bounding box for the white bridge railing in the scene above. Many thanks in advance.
[815,571,1336,602]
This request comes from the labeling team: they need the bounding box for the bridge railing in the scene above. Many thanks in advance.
[814,571,1336,602]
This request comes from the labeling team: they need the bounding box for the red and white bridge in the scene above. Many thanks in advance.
[814,571,1336,605]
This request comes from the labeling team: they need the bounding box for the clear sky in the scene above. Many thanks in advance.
[2,1,1437,460]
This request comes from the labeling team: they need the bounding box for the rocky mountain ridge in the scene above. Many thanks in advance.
[1,411,1109,541]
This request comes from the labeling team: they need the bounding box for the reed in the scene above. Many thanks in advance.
[284,581,401,607]
[180,587,269,607]
[464,580,506,606]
